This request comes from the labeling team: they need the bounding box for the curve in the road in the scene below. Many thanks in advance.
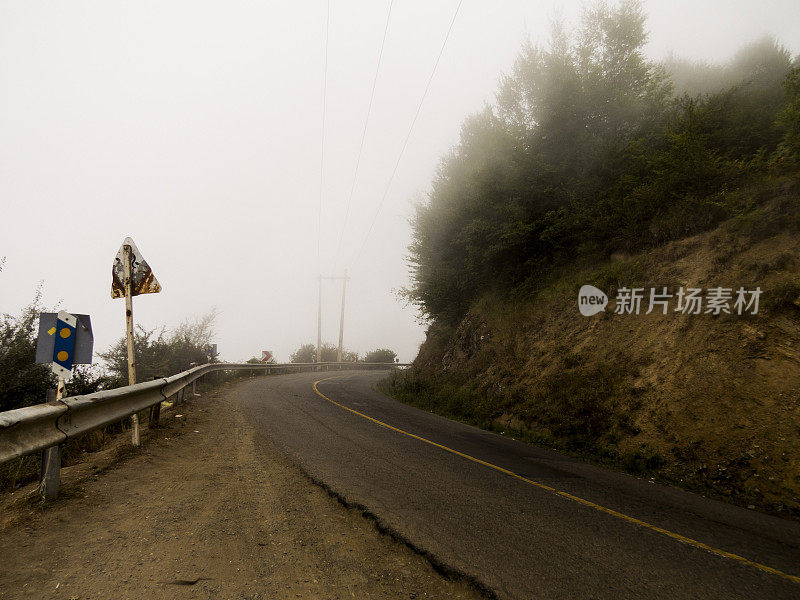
[312,375,799,586]
[239,370,800,599]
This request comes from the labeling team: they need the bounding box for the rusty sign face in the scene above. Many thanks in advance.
[111,237,162,299]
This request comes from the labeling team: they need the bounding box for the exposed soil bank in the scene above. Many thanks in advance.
[386,185,800,519]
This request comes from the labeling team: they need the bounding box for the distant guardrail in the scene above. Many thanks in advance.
[0,361,406,497]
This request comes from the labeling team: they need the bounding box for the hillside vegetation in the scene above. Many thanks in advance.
[388,1,800,515]
[405,3,799,321]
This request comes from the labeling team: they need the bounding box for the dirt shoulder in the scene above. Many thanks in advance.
[0,378,482,600]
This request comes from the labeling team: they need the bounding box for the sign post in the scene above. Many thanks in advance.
[112,237,161,446]
[35,310,93,499]
[51,311,77,403]
[123,244,139,444]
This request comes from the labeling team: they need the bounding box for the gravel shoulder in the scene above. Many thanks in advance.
[0,377,483,600]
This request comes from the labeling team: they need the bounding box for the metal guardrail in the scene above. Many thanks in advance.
[0,361,406,470]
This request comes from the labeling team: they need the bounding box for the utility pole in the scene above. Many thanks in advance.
[316,276,323,367]
[317,273,351,367]
[337,269,349,362]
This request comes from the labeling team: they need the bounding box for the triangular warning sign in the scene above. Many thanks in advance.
[111,237,162,299]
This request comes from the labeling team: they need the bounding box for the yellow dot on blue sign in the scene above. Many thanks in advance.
[59,327,71,338]
[57,351,69,361]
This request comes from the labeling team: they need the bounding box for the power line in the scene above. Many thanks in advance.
[351,0,463,267]
[316,0,331,270]
[333,0,395,268]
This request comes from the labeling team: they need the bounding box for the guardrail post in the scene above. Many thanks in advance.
[148,376,162,427]
[37,388,62,500]
[192,380,197,395]
[37,388,60,499]
[149,402,161,428]
[39,445,61,500]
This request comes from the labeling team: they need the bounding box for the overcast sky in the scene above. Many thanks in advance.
[1,0,799,364]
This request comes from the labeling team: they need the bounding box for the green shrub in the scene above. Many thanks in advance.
[363,348,397,363]
[98,310,219,386]
[0,290,56,412]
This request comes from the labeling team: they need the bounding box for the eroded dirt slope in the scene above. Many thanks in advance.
[410,189,800,516]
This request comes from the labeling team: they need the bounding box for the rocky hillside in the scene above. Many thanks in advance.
[385,178,800,517]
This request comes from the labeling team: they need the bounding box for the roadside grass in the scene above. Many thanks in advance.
[378,364,664,478]
[378,367,800,517]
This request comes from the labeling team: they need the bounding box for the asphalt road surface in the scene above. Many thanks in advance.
[239,370,800,600]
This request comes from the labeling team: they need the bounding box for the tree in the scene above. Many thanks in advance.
[406,1,797,324]
[363,348,397,363]
[98,310,217,386]
[290,343,358,363]
[777,66,800,161]
[409,0,670,322]
[0,287,111,409]
[0,290,55,411]
[247,355,275,364]
[172,308,218,349]
[290,343,316,363]
[65,364,108,397]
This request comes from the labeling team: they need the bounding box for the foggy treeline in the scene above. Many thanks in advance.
[0,303,218,413]
[407,0,800,322]
[99,310,218,386]
[287,344,397,363]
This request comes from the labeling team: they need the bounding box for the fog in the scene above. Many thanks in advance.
[1,1,798,363]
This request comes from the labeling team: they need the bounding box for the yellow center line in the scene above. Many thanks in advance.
[313,376,800,585]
